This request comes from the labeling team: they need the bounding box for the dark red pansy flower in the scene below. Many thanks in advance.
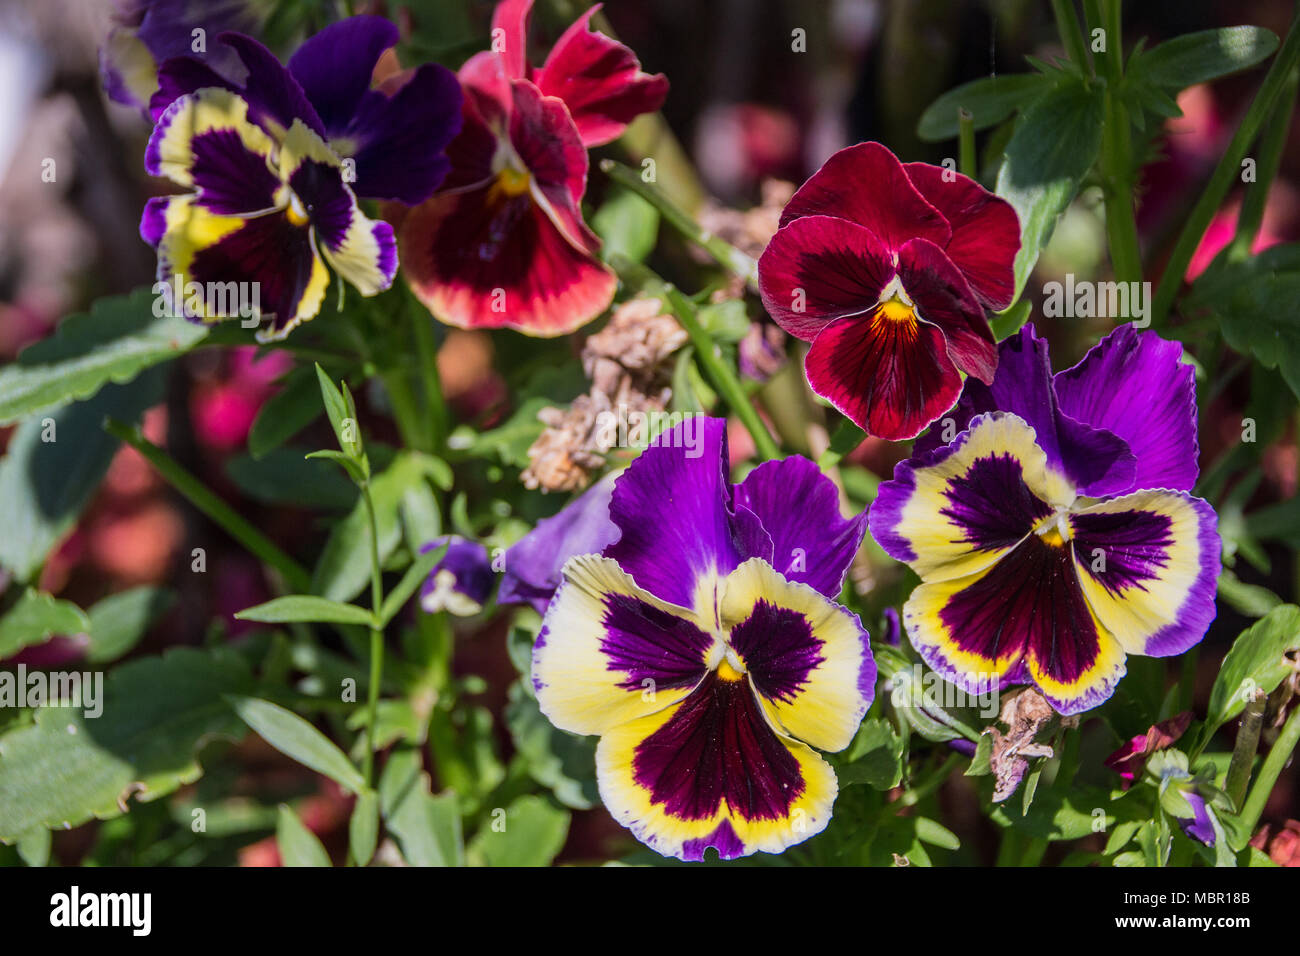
[758,142,1020,440]
[398,0,667,336]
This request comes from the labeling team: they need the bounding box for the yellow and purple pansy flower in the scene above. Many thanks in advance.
[758,142,1020,441]
[869,324,1221,715]
[140,17,461,339]
[531,418,874,861]
[398,0,667,336]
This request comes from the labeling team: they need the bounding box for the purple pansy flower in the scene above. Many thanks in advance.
[498,472,622,615]
[531,417,873,861]
[870,324,1220,715]
[420,537,494,617]
[100,0,268,112]
[139,17,461,339]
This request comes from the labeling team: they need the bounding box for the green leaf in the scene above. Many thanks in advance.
[1187,244,1300,400]
[989,784,1116,841]
[837,718,904,790]
[0,589,89,657]
[16,827,51,866]
[592,184,660,264]
[966,733,993,776]
[468,795,569,867]
[504,681,599,810]
[234,595,375,627]
[914,816,961,851]
[276,804,332,867]
[228,696,366,794]
[0,646,253,841]
[315,364,352,450]
[697,300,750,343]
[1204,605,1300,739]
[918,73,1052,142]
[0,372,163,582]
[378,747,463,866]
[817,418,867,470]
[303,448,369,486]
[0,289,206,425]
[85,586,176,663]
[455,397,549,468]
[349,788,380,866]
[226,448,358,511]
[248,368,325,459]
[1216,569,1282,619]
[1132,26,1279,91]
[990,299,1032,341]
[996,78,1104,300]
[378,540,447,626]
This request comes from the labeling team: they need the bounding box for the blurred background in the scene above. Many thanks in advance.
[0,0,1296,864]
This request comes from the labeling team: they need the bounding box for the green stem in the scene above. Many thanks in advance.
[662,285,781,461]
[104,418,311,592]
[407,289,448,454]
[600,159,758,287]
[1225,694,1267,810]
[1151,9,1300,326]
[1019,836,1049,867]
[361,482,386,788]
[1237,704,1300,838]
[1053,0,1093,74]
[1227,68,1298,263]
[1090,1,1143,287]
[957,109,976,179]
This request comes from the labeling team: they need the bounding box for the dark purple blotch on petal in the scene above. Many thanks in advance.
[633,672,805,822]
[729,600,822,704]
[600,593,713,692]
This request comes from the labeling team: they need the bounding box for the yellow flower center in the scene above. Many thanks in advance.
[1035,511,1072,548]
[876,296,917,325]
[285,191,311,227]
[717,657,746,682]
[494,166,533,198]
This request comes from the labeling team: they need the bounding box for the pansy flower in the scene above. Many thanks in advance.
[420,537,494,617]
[398,0,667,335]
[532,418,873,861]
[100,0,268,113]
[758,142,1020,440]
[140,17,461,339]
[870,324,1220,714]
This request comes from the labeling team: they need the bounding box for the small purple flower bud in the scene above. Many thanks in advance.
[420,536,493,616]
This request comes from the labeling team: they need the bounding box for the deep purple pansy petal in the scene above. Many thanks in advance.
[733,456,866,599]
[604,417,771,610]
[498,471,621,614]
[1054,324,1200,495]
[338,64,463,204]
[915,325,1137,496]
[286,16,399,135]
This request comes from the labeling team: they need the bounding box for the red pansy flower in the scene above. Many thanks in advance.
[398,0,667,336]
[758,142,1020,440]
